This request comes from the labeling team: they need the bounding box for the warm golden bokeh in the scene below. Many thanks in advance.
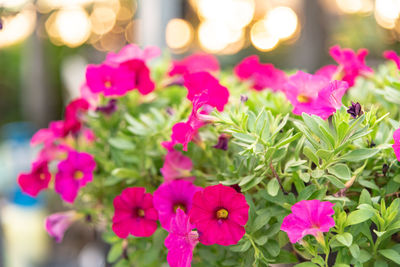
[166,18,193,52]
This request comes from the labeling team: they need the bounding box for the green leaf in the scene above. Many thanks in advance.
[255,235,268,246]
[109,137,135,150]
[359,189,372,205]
[316,149,333,161]
[303,146,319,166]
[336,233,353,247]
[230,239,251,252]
[299,172,310,183]
[346,209,374,226]
[267,178,280,197]
[379,249,400,264]
[358,179,380,191]
[374,260,389,267]
[341,148,379,162]
[311,169,324,178]
[107,242,123,263]
[325,175,346,189]
[350,244,360,259]
[387,220,400,231]
[111,168,139,179]
[328,164,351,180]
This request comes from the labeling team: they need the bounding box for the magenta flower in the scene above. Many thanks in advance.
[189,184,249,246]
[383,50,400,70]
[119,59,155,95]
[55,150,96,203]
[281,200,335,243]
[18,160,51,197]
[63,98,89,136]
[234,55,287,91]
[184,72,229,112]
[45,211,79,242]
[329,45,373,87]
[393,128,400,161]
[165,209,199,267]
[85,63,136,97]
[283,71,348,120]
[112,187,158,238]
[105,44,160,64]
[160,150,194,182]
[31,128,57,147]
[153,180,201,230]
[315,65,338,80]
[80,83,99,109]
[169,53,220,77]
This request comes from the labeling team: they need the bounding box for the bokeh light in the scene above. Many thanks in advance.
[264,6,298,40]
[375,0,400,29]
[250,20,279,52]
[0,6,36,48]
[0,0,30,9]
[90,5,117,35]
[198,20,243,53]
[50,7,91,47]
[166,18,193,52]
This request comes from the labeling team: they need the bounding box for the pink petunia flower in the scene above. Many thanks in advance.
[55,150,96,203]
[18,160,51,197]
[153,180,201,230]
[169,53,220,77]
[315,65,338,80]
[189,184,249,246]
[234,55,287,91]
[160,150,194,182]
[80,83,99,110]
[112,187,158,238]
[184,72,229,112]
[85,63,136,97]
[281,199,335,244]
[283,71,348,120]
[45,211,80,242]
[63,98,90,136]
[165,209,199,267]
[105,44,161,64]
[329,45,373,87]
[383,50,400,70]
[393,128,400,161]
[119,59,155,95]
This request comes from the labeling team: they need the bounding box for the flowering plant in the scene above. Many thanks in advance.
[18,44,400,267]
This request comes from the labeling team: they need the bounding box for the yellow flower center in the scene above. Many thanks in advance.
[136,208,145,217]
[104,81,112,88]
[39,173,47,180]
[216,208,229,219]
[173,203,187,213]
[74,170,84,180]
[297,94,310,103]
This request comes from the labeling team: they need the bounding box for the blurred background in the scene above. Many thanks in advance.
[0,0,399,266]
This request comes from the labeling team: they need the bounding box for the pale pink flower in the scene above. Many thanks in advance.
[106,44,161,64]
[283,71,348,120]
[160,150,194,182]
[45,211,79,242]
[393,128,400,161]
[165,209,199,267]
[329,45,373,87]
[169,53,220,77]
[281,200,335,243]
